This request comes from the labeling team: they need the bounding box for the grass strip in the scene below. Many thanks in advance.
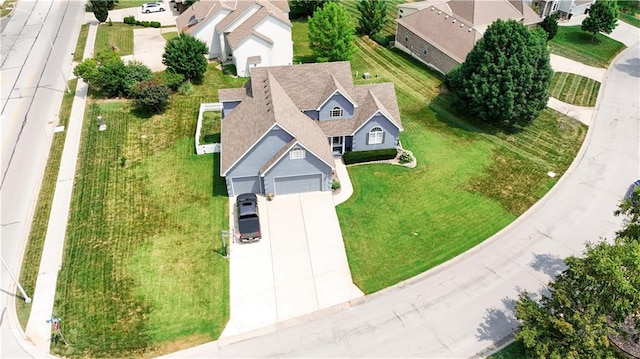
[548,26,626,68]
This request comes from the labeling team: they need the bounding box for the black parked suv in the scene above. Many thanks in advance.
[236,193,261,242]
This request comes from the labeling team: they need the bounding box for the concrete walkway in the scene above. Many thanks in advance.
[23,21,97,353]
[332,158,353,206]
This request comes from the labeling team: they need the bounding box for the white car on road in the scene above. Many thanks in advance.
[141,2,166,13]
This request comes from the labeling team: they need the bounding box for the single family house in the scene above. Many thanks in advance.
[532,0,595,18]
[176,0,293,77]
[218,62,403,197]
[395,0,542,74]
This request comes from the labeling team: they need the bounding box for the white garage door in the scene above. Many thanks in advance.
[274,174,322,195]
[232,176,261,195]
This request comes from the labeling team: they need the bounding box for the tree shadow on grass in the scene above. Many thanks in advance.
[476,297,521,348]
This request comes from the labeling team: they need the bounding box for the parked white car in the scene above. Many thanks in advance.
[141,2,165,13]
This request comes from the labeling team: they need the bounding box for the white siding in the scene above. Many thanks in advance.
[233,36,272,77]
[192,9,232,59]
[253,17,293,68]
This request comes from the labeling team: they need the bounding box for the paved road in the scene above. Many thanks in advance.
[1,1,84,358]
[163,41,640,359]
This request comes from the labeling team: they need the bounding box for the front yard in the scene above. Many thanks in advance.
[548,26,626,68]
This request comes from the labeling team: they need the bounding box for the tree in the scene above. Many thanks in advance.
[357,0,388,36]
[132,80,169,113]
[123,61,153,97]
[290,0,333,19]
[91,0,109,23]
[614,183,640,241]
[308,2,356,62]
[539,13,559,40]
[447,20,553,128]
[162,33,208,82]
[515,239,640,358]
[74,51,154,98]
[582,0,618,41]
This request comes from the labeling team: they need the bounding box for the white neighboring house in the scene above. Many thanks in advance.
[176,0,292,77]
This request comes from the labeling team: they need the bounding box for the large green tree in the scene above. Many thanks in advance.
[308,2,355,62]
[582,0,618,40]
[357,0,388,36]
[290,0,333,19]
[162,33,209,82]
[91,0,109,23]
[515,194,640,358]
[447,20,553,128]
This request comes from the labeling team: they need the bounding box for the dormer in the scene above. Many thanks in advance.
[316,75,357,121]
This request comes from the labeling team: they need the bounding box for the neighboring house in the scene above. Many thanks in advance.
[532,0,594,18]
[218,62,403,196]
[395,0,542,75]
[176,0,293,77]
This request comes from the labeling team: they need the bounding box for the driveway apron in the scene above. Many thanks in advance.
[222,192,363,337]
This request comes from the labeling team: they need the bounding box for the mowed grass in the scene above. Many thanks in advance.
[47,64,245,357]
[337,37,586,293]
[113,0,150,10]
[17,79,78,328]
[292,19,314,63]
[73,24,90,62]
[201,111,221,144]
[95,23,135,56]
[549,72,600,107]
[548,26,625,68]
[488,341,529,359]
[619,11,640,28]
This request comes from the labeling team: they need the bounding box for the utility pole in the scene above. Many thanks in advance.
[0,256,31,304]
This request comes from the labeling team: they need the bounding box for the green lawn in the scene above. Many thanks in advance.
[112,0,150,10]
[339,0,409,38]
[200,111,221,144]
[338,37,586,293]
[16,63,242,358]
[549,72,600,107]
[74,24,90,62]
[488,341,529,359]
[95,23,135,56]
[292,19,314,63]
[619,11,640,28]
[548,26,626,68]
[162,31,179,42]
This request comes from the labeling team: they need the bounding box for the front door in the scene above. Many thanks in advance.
[330,136,344,155]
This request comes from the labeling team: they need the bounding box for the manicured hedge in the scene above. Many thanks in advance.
[123,16,161,28]
[343,148,398,165]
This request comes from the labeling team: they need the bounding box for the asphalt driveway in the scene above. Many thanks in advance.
[222,192,363,338]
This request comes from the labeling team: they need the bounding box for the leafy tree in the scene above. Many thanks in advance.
[357,0,388,36]
[162,33,209,82]
[515,239,640,358]
[582,0,618,41]
[308,2,356,62]
[447,20,553,128]
[91,0,109,23]
[615,184,640,241]
[123,61,153,97]
[539,13,558,40]
[132,80,169,113]
[290,0,333,19]
[106,0,118,9]
[73,58,100,84]
[162,70,185,91]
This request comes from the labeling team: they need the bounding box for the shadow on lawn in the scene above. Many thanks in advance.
[212,153,228,197]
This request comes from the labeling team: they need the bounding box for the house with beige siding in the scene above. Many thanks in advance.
[395,0,542,75]
[219,62,403,196]
[176,0,292,77]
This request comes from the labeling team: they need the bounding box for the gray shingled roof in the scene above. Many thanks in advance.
[398,0,541,64]
[177,0,230,34]
[220,62,403,175]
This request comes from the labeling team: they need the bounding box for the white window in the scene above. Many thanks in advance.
[423,44,428,55]
[290,148,305,160]
[368,127,384,145]
[405,32,409,42]
[330,106,343,118]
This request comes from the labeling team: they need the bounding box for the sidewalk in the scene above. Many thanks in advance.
[23,21,97,353]
[332,158,353,206]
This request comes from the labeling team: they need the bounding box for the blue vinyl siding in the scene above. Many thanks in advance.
[262,147,333,194]
[352,113,399,151]
[318,93,354,120]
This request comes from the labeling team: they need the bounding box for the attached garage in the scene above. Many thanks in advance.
[231,176,261,195]
[274,174,322,195]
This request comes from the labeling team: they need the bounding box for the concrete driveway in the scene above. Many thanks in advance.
[222,192,363,338]
[121,27,175,72]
